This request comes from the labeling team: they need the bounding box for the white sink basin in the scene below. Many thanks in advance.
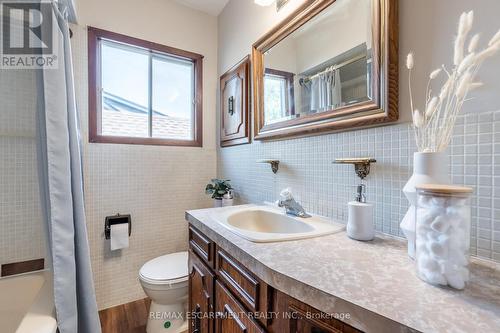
[211,205,345,242]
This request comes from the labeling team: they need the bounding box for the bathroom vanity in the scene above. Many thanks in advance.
[188,224,361,333]
[186,206,500,333]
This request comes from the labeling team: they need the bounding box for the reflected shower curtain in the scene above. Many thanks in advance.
[36,2,101,333]
[309,69,342,112]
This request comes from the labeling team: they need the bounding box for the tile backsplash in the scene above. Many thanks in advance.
[219,111,500,262]
[0,67,46,268]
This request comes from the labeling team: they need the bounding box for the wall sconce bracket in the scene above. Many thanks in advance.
[332,158,376,180]
[257,159,280,174]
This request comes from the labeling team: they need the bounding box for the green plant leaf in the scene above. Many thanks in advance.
[205,178,232,198]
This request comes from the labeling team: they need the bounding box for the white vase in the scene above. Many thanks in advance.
[222,198,234,207]
[401,152,450,259]
[213,198,222,207]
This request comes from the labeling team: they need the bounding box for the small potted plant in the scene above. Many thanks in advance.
[205,179,232,207]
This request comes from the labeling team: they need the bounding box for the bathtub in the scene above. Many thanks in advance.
[0,270,57,333]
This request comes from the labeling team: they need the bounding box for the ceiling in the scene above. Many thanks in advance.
[174,0,230,16]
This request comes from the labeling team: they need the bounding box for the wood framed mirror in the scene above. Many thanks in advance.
[252,0,398,140]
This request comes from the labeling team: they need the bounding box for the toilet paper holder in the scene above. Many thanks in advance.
[105,214,131,240]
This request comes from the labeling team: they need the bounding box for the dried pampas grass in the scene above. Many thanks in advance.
[425,96,439,118]
[488,29,500,46]
[429,68,442,79]
[413,109,425,128]
[468,34,480,53]
[406,53,414,70]
[407,10,500,152]
[454,11,473,65]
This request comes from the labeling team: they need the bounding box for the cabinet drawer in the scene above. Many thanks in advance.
[189,225,215,268]
[272,290,363,333]
[289,304,362,333]
[216,248,271,327]
[215,281,265,333]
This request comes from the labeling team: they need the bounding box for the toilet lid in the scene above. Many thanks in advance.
[139,251,188,283]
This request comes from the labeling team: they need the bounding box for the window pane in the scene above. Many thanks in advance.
[101,41,150,138]
[152,55,194,140]
[264,75,287,124]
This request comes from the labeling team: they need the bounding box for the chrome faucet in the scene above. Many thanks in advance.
[277,189,311,218]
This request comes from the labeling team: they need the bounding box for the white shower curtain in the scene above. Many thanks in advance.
[309,69,342,112]
[36,2,101,333]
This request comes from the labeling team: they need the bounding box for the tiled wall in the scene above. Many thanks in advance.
[219,111,500,262]
[0,68,46,267]
[71,24,216,309]
[82,144,214,308]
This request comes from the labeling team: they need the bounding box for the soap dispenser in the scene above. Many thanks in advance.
[347,183,374,241]
[333,158,376,241]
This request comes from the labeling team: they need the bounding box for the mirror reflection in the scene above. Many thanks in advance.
[263,0,373,125]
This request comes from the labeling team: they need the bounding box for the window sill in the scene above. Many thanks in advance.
[89,135,202,147]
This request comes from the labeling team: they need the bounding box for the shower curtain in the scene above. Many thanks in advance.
[308,69,342,112]
[37,2,102,333]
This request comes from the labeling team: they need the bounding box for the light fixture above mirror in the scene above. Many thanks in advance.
[254,0,274,7]
[255,0,291,11]
[276,0,291,11]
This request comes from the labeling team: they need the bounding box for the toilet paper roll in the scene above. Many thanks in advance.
[110,224,129,251]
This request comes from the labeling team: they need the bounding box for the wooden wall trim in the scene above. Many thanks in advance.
[1,258,45,277]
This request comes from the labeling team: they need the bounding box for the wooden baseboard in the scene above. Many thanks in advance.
[1,258,45,277]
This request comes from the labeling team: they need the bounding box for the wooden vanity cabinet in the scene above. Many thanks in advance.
[189,225,216,269]
[270,290,362,333]
[188,250,215,333]
[188,224,362,333]
[215,247,272,328]
[215,281,265,333]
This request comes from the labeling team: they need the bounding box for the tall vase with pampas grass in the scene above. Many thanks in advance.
[401,10,500,258]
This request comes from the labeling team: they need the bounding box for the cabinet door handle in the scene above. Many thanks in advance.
[223,304,247,331]
[193,304,201,333]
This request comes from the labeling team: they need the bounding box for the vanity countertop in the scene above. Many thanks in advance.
[186,205,500,333]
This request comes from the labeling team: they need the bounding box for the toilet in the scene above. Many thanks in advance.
[139,251,189,333]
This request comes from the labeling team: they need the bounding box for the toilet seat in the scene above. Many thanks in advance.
[139,252,189,333]
[139,251,188,285]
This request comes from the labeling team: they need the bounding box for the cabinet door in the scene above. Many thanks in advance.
[290,310,343,333]
[215,281,265,333]
[288,305,361,333]
[189,251,215,333]
[271,290,362,333]
[220,56,251,147]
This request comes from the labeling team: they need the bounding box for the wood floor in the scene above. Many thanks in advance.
[99,298,151,333]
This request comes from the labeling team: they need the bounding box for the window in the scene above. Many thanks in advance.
[264,68,295,124]
[88,27,203,146]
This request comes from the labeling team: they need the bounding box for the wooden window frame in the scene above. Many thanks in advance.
[88,26,203,147]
